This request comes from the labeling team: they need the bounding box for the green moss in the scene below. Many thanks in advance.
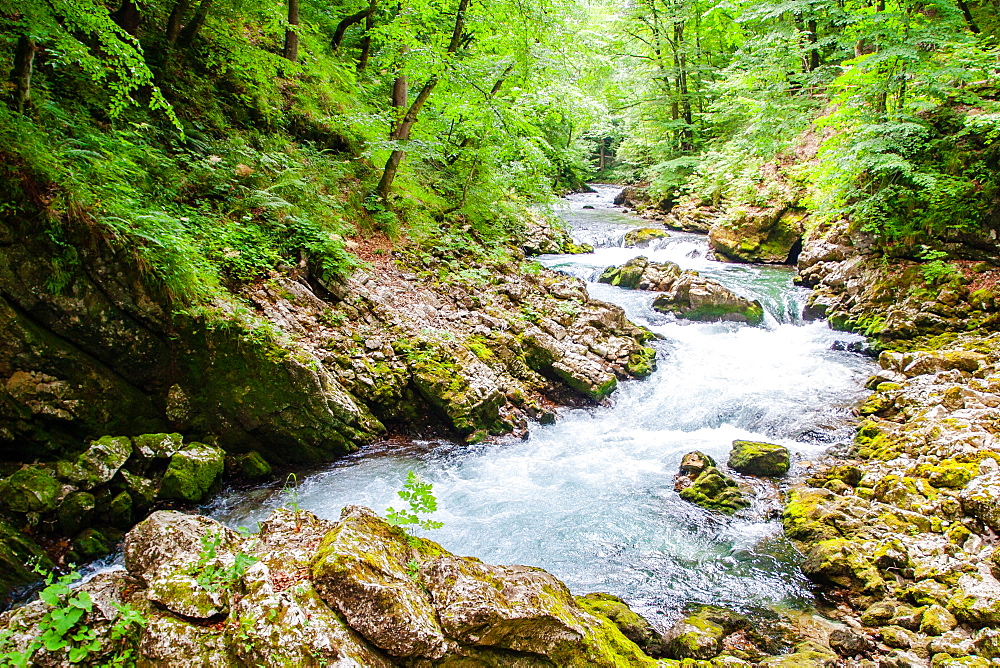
[58,491,96,535]
[728,440,790,477]
[231,450,273,481]
[627,347,657,379]
[0,517,51,600]
[159,442,225,502]
[679,467,750,515]
[0,466,62,513]
[782,488,841,542]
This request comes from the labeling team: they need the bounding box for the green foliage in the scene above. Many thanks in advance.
[0,567,146,666]
[385,471,444,534]
[191,532,259,593]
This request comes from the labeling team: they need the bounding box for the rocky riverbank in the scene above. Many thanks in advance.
[0,211,656,601]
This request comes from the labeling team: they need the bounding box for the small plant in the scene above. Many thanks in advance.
[385,471,444,536]
[282,472,303,512]
[191,532,259,593]
[0,566,146,666]
[918,246,962,286]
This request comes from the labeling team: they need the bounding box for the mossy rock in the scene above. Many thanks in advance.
[920,604,957,636]
[680,451,716,477]
[109,491,133,529]
[627,347,657,379]
[229,450,273,481]
[58,491,96,535]
[73,528,111,559]
[71,435,133,490]
[132,433,184,460]
[728,440,790,477]
[0,517,51,601]
[624,228,670,248]
[800,538,885,594]
[679,466,750,515]
[0,466,61,513]
[576,592,665,657]
[664,614,725,660]
[158,443,225,502]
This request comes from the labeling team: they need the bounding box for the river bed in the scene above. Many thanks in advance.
[205,185,875,629]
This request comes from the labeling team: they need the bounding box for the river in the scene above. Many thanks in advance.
[205,185,875,629]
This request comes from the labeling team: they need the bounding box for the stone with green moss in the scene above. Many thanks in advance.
[664,614,726,660]
[109,491,133,529]
[728,440,790,477]
[757,641,838,667]
[624,228,670,248]
[678,466,750,515]
[652,275,765,326]
[158,442,225,502]
[58,491,96,535]
[920,604,957,636]
[0,518,51,601]
[800,538,885,594]
[74,527,111,559]
[122,470,158,507]
[132,432,184,460]
[576,592,665,657]
[149,572,227,619]
[627,347,657,378]
[230,450,273,481]
[71,435,132,489]
[0,466,61,513]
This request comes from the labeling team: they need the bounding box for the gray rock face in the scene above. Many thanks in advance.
[961,473,1000,531]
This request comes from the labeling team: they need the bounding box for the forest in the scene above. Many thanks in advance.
[2,0,1000,664]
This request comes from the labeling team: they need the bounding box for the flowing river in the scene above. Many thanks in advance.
[206,185,875,629]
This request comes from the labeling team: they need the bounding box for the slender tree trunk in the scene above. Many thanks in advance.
[358,11,374,70]
[376,0,470,199]
[178,0,212,47]
[808,19,820,71]
[392,75,408,109]
[284,0,300,62]
[956,0,980,32]
[333,4,376,49]
[11,36,36,114]
[112,0,141,35]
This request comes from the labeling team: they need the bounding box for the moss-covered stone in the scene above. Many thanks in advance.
[678,466,750,515]
[624,228,670,248]
[920,604,957,636]
[132,433,184,460]
[109,491,133,529]
[576,592,665,657]
[71,435,132,489]
[627,347,657,379]
[58,491,96,535]
[73,527,111,559]
[229,450,273,481]
[0,518,51,601]
[158,442,225,502]
[728,440,790,477]
[664,614,725,660]
[781,487,841,543]
[0,466,61,513]
[800,538,885,594]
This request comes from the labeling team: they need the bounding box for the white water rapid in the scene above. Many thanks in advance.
[206,185,876,628]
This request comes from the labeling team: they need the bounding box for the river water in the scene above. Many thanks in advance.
[206,185,875,628]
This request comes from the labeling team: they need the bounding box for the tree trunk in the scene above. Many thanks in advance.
[392,75,408,109]
[808,19,820,71]
[11,36,35,114]
[165,0,191,46]
[178,0,212,47]
[112,0,141,35]
[956,0,980,32]
[284,0,300,62]
[358,11,375,70]
[333,4,376,49]
[375,0,470,199]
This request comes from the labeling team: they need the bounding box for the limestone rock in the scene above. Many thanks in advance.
[310,505,449,658]
[124,511,239,586]
[158,442,225,502]
[664,614,725,660]
[148,572,227,618]
[709,207,805,264]
[132,432,184,460]
[624,228,670,248]
[675,457,750,515]
[599,256,681,291]
[960,473,1000,531]
[576,592,665,657]
[652,274,765,326]
[728,440,790,477]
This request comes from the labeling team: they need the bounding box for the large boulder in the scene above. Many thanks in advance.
[0,466,62,513]
[3,505,660,667]
[310,505,451,659]
[709,207,806,264]
[576,592,666,657]
[652,275,765,326]
[728,440,791,477]
[157,442,225,502]
[599,257,682,291]
[623,228,670,248]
